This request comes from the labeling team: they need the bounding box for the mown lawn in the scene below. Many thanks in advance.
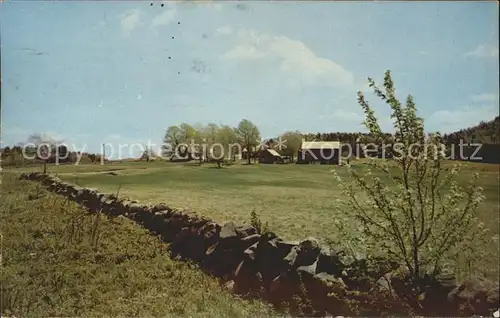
[6,159,499,278]
[0,173,277,317]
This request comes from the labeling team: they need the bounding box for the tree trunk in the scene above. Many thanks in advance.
[412,235,420,284]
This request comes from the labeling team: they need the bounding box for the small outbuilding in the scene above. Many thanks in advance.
[259,148,284,164]
[296,141,341,165]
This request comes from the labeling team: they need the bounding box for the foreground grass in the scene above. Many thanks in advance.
[7,159,499,279]
[0,174,277,317]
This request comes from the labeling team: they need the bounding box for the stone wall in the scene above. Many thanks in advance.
[19,172,499,316]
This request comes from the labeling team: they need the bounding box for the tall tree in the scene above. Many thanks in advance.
[162,126,183,159]
[280,131,302,162]
[191,123,205,164]
[217,125,239,161]
[179,123,197,159]
[236,119,261,164]
[179,123,196,143]
[201,123,219,162]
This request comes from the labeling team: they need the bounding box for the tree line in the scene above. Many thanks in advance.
[161,120,304,166]
[442,116,500,144]
[302,116,500,147]
[1,133,103,169]
[160,117,500,165]
[4,116,497,169]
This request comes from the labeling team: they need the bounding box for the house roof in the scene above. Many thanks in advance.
[301,141,340,149]
[267,149,282,157]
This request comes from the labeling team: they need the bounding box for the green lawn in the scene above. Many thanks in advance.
[7,159,499,277]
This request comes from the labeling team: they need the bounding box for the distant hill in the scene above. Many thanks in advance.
[442,116,500,144]
[299,116,499,145]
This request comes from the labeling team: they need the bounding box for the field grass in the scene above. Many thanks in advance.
[0,173,277,317]
[6,159,499,278]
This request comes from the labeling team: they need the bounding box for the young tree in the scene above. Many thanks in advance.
[236,119,261,164]
[332,70,491,285]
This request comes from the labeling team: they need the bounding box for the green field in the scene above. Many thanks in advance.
[6,159,499,281]
[8,160,499,244]
[3,158,499,314]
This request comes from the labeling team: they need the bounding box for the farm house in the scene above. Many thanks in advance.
[296,141,341,165]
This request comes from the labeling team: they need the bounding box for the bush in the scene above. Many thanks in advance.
[250,210,270,235]
[331,70,494,286]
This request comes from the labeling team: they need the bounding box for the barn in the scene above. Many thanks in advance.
[296,141,341,165]
[259,148,284,164]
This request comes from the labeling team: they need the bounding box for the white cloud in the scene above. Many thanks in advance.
[418,50,429,55]
[216,25,233,36]
[465,44,499,58]
[224,44,266,59]
[427,105,499,133]
[121,9,141,35]
[151,9,177,28]
[471,93,498,103]
[222,28,354,89]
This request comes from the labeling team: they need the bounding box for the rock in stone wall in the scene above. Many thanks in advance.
[19,172,499,317]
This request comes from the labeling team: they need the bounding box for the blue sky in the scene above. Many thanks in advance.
[1,1,499,158]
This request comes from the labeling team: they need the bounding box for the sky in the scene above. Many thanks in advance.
[1,1,499,158]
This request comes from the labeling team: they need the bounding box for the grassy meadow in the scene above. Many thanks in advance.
[7,159,499,244]
[0,173,277,317]
[2,157,499,316]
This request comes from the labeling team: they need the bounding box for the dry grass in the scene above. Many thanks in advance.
[0,173,277,317]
